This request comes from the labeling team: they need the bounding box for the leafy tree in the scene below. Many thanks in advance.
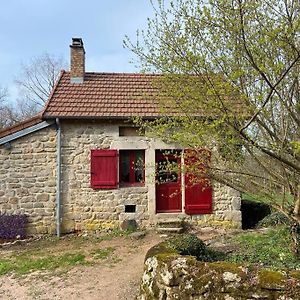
[126,0,300,252]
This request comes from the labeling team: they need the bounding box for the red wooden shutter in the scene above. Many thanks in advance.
[91,149,118,189]
[184,149,212,214]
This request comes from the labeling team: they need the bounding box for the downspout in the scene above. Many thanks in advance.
[55,118,62,237]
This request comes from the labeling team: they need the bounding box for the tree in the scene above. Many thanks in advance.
[0,53,66,129]
[0,86,7,106]
[0,86,17,129]
[126,0,300,252]
[15,53,66,115]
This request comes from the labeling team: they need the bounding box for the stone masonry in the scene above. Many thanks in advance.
[0,126,57,234]
[59,120,241,232]
[139,252,300,299]
[60,120,150,232]
[0,119,241,235]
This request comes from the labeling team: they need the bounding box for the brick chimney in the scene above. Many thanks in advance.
[70,38,85,83]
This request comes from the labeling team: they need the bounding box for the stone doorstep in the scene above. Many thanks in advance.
[154,213,186,226]
[156,217,183,223]
[156,216,185,234]
[156,221,183,229]
[156,227,184,234]
[154,213,186,220]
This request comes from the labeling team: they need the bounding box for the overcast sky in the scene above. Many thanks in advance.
[0,0,155,102]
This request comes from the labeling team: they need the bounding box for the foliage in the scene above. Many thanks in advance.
[257,212,292,228]
[167,234,207,257]
[226,226,300,269]
[125,0,300,238]
[0,213,27,239]
[166,233,224,261]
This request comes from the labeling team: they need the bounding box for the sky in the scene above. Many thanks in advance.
[0,0,155,102]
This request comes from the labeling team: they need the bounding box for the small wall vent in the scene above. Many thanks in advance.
[125,205,136,213]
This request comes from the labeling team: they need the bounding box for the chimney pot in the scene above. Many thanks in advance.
[70,37,85,83]
[72,38,84,47]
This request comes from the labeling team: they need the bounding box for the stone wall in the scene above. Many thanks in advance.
[60,120,150,232]
[139,254,300,299]
[0,126,57,234]
[60,120,241,232]
[0,119,241,235]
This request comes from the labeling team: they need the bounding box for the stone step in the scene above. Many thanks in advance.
[155,213,186,220]
[156,220,183,229]
[156,217,183,225]
[156,217,185,234]
[156,227,184,234]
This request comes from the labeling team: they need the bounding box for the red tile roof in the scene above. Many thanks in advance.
[42,71,162,119]
[0,114,43,139]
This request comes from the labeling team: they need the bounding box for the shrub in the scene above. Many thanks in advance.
[167,234,206,258]
[257,212,291,228]
[166,234,222,261]
[0,213,27,239]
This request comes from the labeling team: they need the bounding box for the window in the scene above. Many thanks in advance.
[157,158,179,183]
[119,126,144,136]
[156,150,181,184]
[91,149,145,189]
[119,150,145,186]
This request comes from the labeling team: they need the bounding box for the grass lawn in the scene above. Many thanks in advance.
[0,229,131,276]
[225,226,300,270]
[1,225,299,276]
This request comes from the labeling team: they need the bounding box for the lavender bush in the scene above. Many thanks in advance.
[0,213,27,239]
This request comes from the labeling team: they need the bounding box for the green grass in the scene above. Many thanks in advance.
[0,252,86,275]
[226,226,300,269]
[0,231,131,276]
[242,192,295,207]
[91,247,115,260]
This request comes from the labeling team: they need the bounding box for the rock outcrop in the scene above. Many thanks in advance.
[139,244,300,299]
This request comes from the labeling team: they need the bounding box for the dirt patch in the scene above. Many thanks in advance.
[0,231,162,300]
[0,229,225,300]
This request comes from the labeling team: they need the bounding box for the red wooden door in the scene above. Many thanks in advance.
[184,149,213,214]
[156,150,182,213]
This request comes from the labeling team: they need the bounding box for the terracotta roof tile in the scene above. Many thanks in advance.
[42,71,245,120]
[0,114,43,139]
[42,71,161,119]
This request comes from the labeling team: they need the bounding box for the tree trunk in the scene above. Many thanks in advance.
[290,222,300,257]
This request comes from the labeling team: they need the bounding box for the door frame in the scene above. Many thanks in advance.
[155,149,182,213]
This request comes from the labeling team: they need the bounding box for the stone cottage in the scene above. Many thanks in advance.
[0,38,241,235]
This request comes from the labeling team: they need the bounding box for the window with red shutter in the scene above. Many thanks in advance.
[184,149,213,214]
[90,149,118,189]
[119,150,145,187]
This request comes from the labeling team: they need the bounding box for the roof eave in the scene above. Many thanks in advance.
[43,115,160,120]
[0,120,55,146]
